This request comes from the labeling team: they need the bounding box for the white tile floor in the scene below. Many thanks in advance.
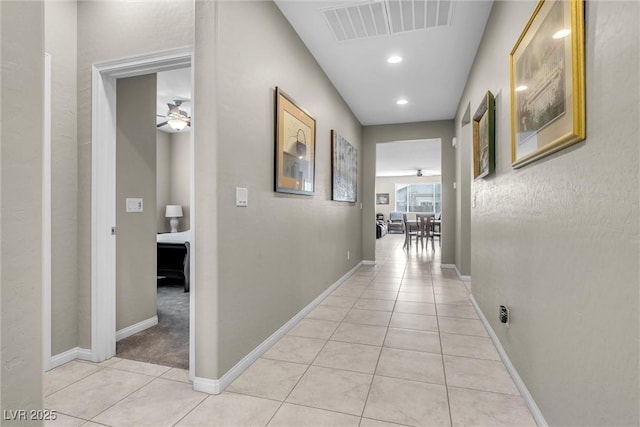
[45,234,536,426]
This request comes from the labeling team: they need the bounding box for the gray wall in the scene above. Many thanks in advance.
[156,131,171,233]
[157,130,191,233]
[76,0,194,348]
[116,75,158,332]
[455,110,472,277]
[193,0,218,379]
[362,122,455,264]
[1,0,44,420]
[455,1,639,424]
[210,0,363,375]
[45,0,79,356]
[170,131,191,231]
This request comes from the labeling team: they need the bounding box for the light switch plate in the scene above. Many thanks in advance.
[126,198,143,212]
[236,187,248,207]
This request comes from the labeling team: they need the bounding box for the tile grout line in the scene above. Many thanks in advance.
[356,259,406,422]
[431,250,455,427]
[87,373,161,424]
[263,274,371,427]
[171,388,212,427]
[44,363,107,399]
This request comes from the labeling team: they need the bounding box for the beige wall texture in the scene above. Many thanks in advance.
[45,0,79,356]
[115,75,158,332]
[170,131,191,232]
[455,109,472,277]
[157,130,191,233]
[193,0,219,379]
[76,0,194,348]
[1,0,44,420]
[363,122,455,264]
[210,0,363,375]
[375,175,442,220]
[456,1,640,424]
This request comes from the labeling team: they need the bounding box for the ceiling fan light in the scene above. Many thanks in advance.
[168,118,187,131]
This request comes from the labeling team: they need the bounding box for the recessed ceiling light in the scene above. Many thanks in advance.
[387,55,403,64]
[515,85,528,92]
[396,99,408,105]
[552,29,571,39]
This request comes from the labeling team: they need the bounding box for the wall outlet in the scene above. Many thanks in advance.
[347,250,350,260]
[499,305,510,327]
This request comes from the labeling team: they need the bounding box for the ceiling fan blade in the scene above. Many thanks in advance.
[156,121,168,128]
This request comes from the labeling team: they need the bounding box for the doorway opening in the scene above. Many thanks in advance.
[114,67,192,370]
[91,48,195,379]
[374,139,443,249]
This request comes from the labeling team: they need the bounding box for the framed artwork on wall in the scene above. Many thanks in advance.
[376,193,389,205]
[510,0,585,168]
[331,130,357,202]
[473,91,496,180]
[274,87,316,195]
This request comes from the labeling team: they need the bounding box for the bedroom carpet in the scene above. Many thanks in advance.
[116,281,189,369]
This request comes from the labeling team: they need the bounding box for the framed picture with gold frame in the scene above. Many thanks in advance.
[510,0,585,168]
[274,87,316,195]
[473,91,495,180]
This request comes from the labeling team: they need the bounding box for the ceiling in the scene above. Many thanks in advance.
[274,0,493,126]
[154,2,492,173]
[157,67,192,134]
[376,139,441,176]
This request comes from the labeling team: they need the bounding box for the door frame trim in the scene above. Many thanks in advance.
[91,47,194,373]
[43,52,52,371]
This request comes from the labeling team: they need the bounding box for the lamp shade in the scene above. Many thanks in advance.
[165,205,183,218]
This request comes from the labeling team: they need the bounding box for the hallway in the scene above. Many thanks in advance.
[44,234,535,426]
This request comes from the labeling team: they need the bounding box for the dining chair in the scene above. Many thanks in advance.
[415,215,433,250]
[432,219,441,247]
[402,216,419,250]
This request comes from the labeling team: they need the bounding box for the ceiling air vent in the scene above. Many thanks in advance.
[321,0,390,42]
[321,0,454,42]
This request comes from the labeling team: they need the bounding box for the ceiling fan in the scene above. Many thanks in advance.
[157,100,191,131]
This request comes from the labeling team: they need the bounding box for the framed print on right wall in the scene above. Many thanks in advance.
[473,91,496,180]
[510,0,585,168]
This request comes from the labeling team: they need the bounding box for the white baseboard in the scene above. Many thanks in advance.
[193,376,221,394]
[470,295,548,427]
[362,260,376,265]
[50,347,93,370]
[116,316,158,342]
[440,263,471,281]
[193,261,364,395]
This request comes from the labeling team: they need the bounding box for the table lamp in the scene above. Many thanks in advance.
[165,205,183,233]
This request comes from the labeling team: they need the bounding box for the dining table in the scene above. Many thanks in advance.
[403,217,441,249]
